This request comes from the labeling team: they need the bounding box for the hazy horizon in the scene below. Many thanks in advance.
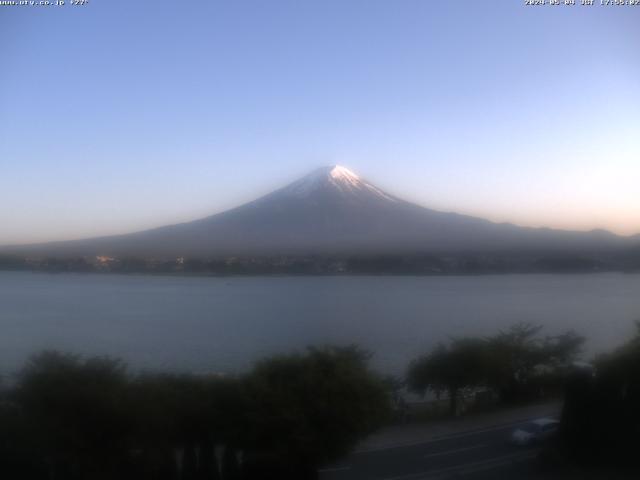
[2,163,639,248]
[2,1,639,245]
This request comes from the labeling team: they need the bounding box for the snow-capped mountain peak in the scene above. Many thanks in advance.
[327,165,360,184]
[278,165,397,201]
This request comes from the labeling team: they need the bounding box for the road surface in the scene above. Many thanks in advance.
[319,404,560,480]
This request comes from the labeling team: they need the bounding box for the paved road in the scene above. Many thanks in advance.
[319,409,559,480]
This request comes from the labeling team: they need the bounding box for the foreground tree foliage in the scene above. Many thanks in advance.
[242,346,389,479]
[559,322,640,469]
[407,338,487,416]
[486,323,585,403]
[0,346,390,480]
[15,352,131,479]
[408,323,585,415]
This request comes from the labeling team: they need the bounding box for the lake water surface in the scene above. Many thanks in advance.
[1,272,639,376]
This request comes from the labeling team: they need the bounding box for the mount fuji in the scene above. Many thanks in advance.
[4,165,636,258]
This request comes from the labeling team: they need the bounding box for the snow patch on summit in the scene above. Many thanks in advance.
[328,165,360,186]
[279,165,397,201]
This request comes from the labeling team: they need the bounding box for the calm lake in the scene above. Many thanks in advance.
[1,271,639,377]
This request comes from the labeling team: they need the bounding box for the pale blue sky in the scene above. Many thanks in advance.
[1,0,639,244]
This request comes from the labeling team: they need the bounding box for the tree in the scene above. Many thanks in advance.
[408,324,586,414]
[5,346,389,479]
[484,323,544,403]
[486,323,584,403]
[15,351,131,479]
[0,392,47,479]
[407,338,488,416]
[127,373,243,480]
[540,330,585,368]
[558,322,640,469]
[241,346,390,480]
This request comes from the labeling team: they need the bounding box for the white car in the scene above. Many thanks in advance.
[509,418,559,446]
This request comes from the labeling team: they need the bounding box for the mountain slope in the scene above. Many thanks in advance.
[3,166,637,258]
